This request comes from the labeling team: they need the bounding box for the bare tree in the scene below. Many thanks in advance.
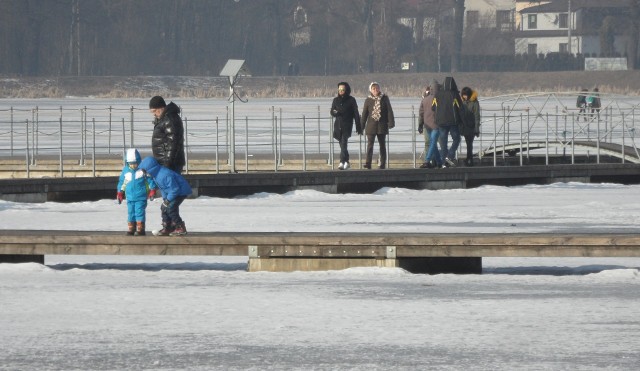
[629,0,640,69]
[451,0,465,72]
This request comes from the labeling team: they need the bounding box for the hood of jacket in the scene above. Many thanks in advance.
[337,82,352,97]
[124,148,141,165]
[469,89,478,102]
[443,76,458,92]
[139,156,162,178]
[430,79,440,97]
[162,102,181,118]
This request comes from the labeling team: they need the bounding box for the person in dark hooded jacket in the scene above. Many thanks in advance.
[330,82,361,170]
[139,156,192,236]
[460,86,481,166]
[432,77,463,167]
[149,96,186,173]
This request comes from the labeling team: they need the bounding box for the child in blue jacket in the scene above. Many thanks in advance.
[139,156,192,236]
[116,149,158,236]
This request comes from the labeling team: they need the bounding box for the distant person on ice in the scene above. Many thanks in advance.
[149,96,186,173]
[576,88,589,122]
[139,156,192,236]
[116,148,158,236]
[330,82,361,170]
[587,87,602,120]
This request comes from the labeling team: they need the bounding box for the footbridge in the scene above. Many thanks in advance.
[480,140,640,164]
[2,230,640,274]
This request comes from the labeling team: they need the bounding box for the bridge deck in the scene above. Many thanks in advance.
[2,230,640,258]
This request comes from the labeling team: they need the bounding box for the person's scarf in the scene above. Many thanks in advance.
[370,94,383,121]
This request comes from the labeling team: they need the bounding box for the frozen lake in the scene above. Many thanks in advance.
[1,183,640,369]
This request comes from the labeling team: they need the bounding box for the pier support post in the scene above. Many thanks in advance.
[247,257,482,274]
[0,255,45,264]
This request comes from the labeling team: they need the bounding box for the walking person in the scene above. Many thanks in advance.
[419,79,443,169]
[149,96,186,173]
[576,88,588,122]
[460,86,481,167]
[587,87,601,120]
[432,76,463,167]
[361,82,395,169]
[417,85,430,157]
[139,156,192,236]
[116,148,157,236]
[330,82,362,170]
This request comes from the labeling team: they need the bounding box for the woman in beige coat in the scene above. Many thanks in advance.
[361,82,395,169]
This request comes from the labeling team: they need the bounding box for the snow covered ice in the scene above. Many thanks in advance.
[1,183,640,370]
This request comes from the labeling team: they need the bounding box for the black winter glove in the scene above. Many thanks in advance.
[418,124,424,134]
[162,199,170,207]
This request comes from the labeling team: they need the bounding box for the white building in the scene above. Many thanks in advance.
[515,0,630,56]
[464,0,515,33]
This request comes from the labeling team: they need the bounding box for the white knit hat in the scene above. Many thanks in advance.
[369,81,380,92]
[126,148,138,163]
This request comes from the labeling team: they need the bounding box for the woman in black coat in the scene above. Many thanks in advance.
[330,82,361,170]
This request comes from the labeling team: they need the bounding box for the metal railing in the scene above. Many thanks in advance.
[1,93,639,177]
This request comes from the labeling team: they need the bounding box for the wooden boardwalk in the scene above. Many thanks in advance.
[2,230,640,273]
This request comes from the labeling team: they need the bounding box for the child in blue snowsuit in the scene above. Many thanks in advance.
[139,156,192,236]
[116,149,158,236]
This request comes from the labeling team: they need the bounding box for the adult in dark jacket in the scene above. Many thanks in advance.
[361,82,395,169]
[149,96,186,173]
[330,82,361,170]
[460,86,481,166]
[432,76,463,167]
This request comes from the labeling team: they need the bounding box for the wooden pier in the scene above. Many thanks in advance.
[2,231,640,274]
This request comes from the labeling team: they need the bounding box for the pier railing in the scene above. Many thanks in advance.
[1,92,639,177]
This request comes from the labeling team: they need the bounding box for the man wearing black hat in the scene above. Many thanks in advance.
[149,96,186,173]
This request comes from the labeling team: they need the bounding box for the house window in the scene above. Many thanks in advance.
[528,44,537,54]
[467,10,479,29]
[559,13,568,29]
[528,14,537,29]
[559,43,568,53]
[497,10,512,32]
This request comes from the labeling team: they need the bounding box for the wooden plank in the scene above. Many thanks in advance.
[1,231,640,258]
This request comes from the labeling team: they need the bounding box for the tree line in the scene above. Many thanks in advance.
[0,0,637,77]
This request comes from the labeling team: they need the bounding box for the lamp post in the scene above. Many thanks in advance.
[219,59,249,173]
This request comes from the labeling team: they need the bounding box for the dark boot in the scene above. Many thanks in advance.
[157,222,174,236]
[170,222,187,236]
[135,221,145,236]
[126,222,135,236]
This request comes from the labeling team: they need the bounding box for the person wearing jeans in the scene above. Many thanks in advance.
[438,124,461,167]
[432,76,464,168]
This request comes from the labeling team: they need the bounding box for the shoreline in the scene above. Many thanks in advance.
[1,70,640,99]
